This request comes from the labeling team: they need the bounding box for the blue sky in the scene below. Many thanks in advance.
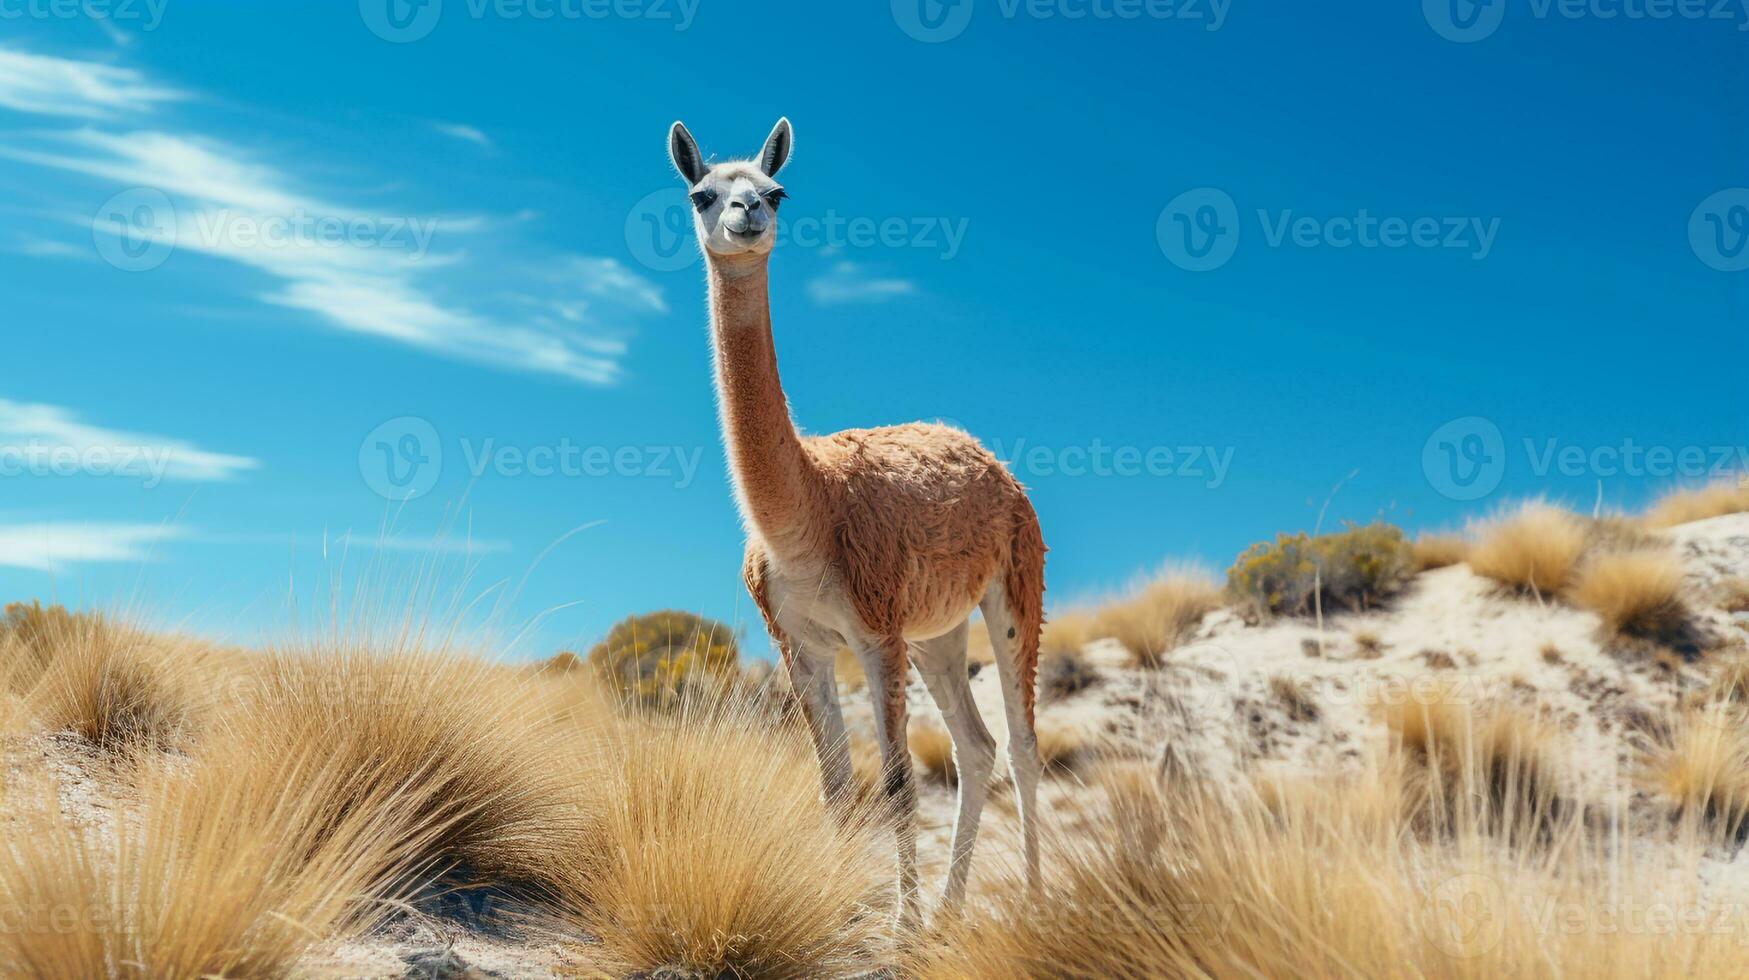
[0,1,1743,659]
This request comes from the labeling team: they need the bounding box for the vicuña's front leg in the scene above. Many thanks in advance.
[782,643,853,810]
[859,636,920,930]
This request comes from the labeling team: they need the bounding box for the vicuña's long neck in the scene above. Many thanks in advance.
[707,254,820,557]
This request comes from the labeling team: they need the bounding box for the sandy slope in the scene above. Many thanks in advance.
[844,513,1749,905]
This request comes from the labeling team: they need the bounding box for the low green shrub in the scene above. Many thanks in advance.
[587,611,740,709]
[1227,523,1412,618]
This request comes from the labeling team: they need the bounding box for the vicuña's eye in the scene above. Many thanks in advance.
[764,188,787,207]
[690,189,718,211]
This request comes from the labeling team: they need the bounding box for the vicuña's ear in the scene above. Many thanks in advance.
[760,117,792,178]
[669,121,707,185]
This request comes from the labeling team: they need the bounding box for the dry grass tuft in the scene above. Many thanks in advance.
[1038,648,1099,702]
[562,701,887,978]
[1569,549,1690,640]
[1040,609,1099,659]
[1716,577,1749,614]
[3,605,202,752]
[1035,721,1088,774]
[1379,692,1568,840]
[225,646,588,898]
[908,746,1739,979]
[910,723,958,785]
[1410,533,1470,572]
[1089,568,1223,668]
[1704,650,1749,708]
[1643,479,1749,529]
[1352,629,1385,659]
[1468,501,1588,596]
[0,742,441,977]
[1644,706,1749,841]
[1269,675,1321,723]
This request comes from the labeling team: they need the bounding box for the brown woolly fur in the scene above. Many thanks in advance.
[1643,479,1749,529]
[1468,501,1588,595]
[559,699,888,978]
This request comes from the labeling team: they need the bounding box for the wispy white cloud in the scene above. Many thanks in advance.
[0,399,260,485]
[433,122,493,149]
[0,47,662,386]
[10,236,86,260]
[0,48,182,119]
[0,522,182,571]
[806,261,917,306]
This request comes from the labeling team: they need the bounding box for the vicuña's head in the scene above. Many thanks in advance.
[668,118,791,261]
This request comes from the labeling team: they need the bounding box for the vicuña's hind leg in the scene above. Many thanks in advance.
[857,636,921,930]
[981,584,1042,893]
[915,621,997,913]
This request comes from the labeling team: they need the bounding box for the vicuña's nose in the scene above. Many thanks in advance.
[730,198,761,213]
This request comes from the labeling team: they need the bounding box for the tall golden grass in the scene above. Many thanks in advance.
[1569,549,1689,640]
[1083,568,1223,668]
[1467,501,1589,596]
[558,701,888,978]
[0,739,448,976]
[2,604,205,752]
[1411,532,1472,572]
[910,704,1739,979]
[1644,479,1749,529]
[1644,705,1749,842]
